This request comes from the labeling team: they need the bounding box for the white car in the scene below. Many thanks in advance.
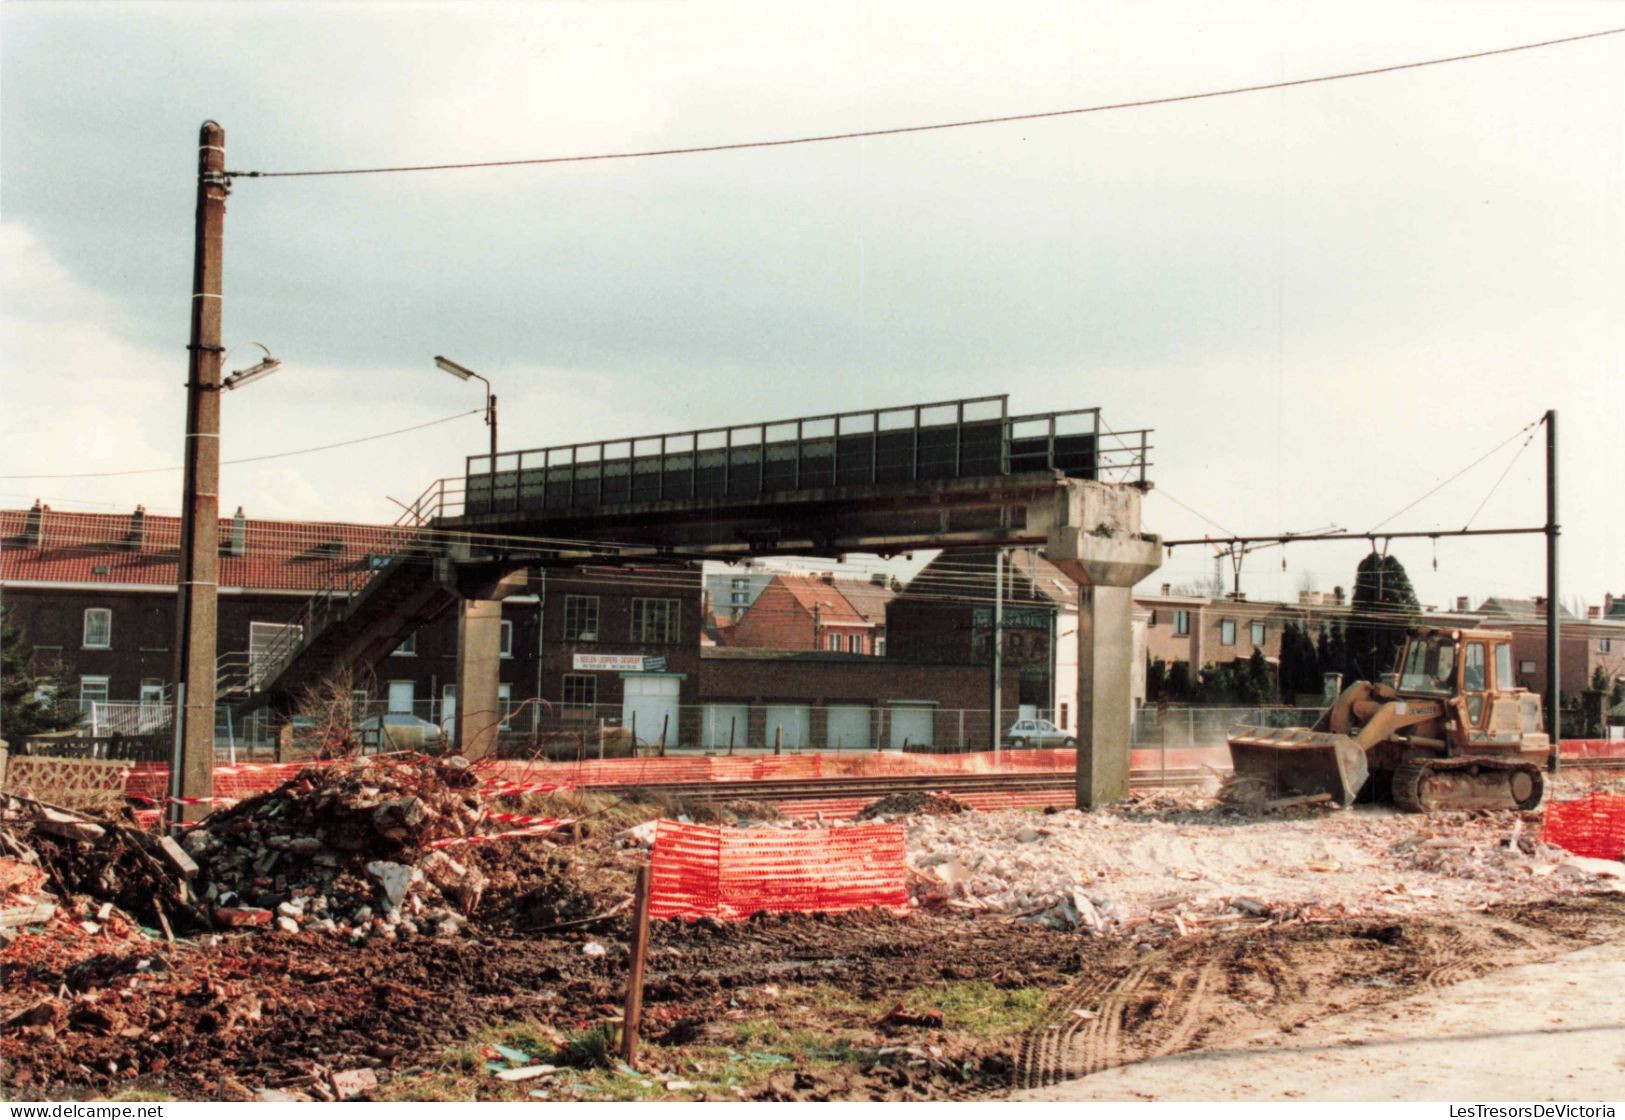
[1004,718,1076,747]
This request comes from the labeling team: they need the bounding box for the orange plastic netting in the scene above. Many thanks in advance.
[647,819,908,920]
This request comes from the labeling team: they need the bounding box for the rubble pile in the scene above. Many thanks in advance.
[856,791,968,820]
[180,755,502,940]
[904,803,1625,934]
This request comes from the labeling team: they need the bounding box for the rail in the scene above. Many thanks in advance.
[460,396,1142,516]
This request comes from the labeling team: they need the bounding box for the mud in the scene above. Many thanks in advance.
[5,890,1621,1101]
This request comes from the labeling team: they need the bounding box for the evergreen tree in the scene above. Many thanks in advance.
[2,608,80,741]
[1279,621,1322,700]
[1166,661,1193,701]
[1345,552,1420,682]
[1244,647,1277,704]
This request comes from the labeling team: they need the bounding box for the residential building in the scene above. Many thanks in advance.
[724,573,883,655]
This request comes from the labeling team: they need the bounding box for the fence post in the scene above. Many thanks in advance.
[728,716,736,756]
[620,863,653,1067]
[599,718,606,760]
[659,714,669,758]
[774,725,783,756]
[958,709,965,749]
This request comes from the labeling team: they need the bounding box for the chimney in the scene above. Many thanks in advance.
[22,499,44,547]
[871,572,887,586]
[1333,585,1346,606]
[821,572,835,585]
[1161,582,1172,596]
[125,505,147,550]
[1456,595,1470,612]
[229,507,247,556]
[1588,606,1600,620]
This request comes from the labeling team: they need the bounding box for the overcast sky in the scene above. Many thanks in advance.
[2,1,1620,610]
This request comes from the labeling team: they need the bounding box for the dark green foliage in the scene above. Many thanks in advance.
[1279,621,1323,699]
[1,607,81,740]
[1345,552,1420,682]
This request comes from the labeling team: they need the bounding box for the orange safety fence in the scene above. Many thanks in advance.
[647,819,909,920]
[1542,793,1625,861]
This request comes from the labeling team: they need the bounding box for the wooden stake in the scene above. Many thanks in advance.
[620,863,653,1067]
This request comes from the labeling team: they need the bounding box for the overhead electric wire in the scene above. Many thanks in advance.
[1365,416,1542,534]
[224,26,1625,181]
[1461,423,1541,532]
[0,409,484,480]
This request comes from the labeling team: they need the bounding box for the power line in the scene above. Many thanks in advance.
[1365,416,1542,534]
[0,409,483,480]
[226,27,1625,181]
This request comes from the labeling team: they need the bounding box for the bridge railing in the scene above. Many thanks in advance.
[459,396,1119,517]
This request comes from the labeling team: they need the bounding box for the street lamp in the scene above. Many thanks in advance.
[435,355,497,461]
[222,343,281,391]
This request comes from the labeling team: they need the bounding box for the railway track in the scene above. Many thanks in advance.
[588,767,1211,805]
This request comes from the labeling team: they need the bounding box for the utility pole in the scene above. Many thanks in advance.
[1546,408,1560,774]
[990,549,1004,750]
[171,121,228,825]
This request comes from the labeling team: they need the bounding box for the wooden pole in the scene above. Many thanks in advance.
[620,863,653,1067]
[728,715,736,756]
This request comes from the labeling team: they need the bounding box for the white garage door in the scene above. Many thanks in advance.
[703,704,750,749]
[763,705,810,748]
[826,705,872,749]
[623,676,681,748]
[888,704,934,748]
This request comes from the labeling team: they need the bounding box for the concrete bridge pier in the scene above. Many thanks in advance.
[444,563,529,759]
[1045,481,1162,809]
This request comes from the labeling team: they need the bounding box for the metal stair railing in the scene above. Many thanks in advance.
[250,475,465,697]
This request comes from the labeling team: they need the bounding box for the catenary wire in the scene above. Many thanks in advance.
[0,410,484,480]
[224,27,1625,180]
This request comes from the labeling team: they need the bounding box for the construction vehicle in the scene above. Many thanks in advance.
[1227,627,1548,812]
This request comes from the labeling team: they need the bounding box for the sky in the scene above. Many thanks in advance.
[2,1,1621,611]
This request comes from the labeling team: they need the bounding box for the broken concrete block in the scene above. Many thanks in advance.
[215,907,273,928]
[275,916,299,934]
[365,861,413,907]
[156,835,199,878]
[496,1064,558,1082]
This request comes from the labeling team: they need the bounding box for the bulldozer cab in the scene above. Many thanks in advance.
[1396,628,1520,732]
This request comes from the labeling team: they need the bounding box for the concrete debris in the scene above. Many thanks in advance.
[902,796,1625,934]
[330,1067,378,1100]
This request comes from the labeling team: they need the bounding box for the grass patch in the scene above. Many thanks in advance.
[905,981,1047,1039]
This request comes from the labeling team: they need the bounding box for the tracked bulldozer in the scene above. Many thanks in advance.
[1227,627,1548,812]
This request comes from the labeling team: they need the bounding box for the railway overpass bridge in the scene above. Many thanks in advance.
[249,394,1161,806]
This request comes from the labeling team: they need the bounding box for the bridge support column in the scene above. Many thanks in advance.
[455,599,504,760]
[445,565,528,760]
[1046,481,1162,809]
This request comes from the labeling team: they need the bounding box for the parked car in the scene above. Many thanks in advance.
[1003,718,1076,747]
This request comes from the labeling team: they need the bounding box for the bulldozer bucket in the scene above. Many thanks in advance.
[1226,726,1371,808]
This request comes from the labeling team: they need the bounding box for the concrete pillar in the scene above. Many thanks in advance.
[455,599,504,759]
[1044,480,1163,809]
[1073,584,1138,806]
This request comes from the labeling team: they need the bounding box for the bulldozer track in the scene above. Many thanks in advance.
[1016,952,1222,1089]
[1391,756,1545,813]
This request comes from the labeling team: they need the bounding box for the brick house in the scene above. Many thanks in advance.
[724,573,884,655]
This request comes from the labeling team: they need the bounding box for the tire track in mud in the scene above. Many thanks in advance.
[1017,950,1224,1089]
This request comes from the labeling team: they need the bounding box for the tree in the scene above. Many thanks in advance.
[2,608,81,741]
[1316,620,1355,688]
[1166,660,1193,701]
[1279,620,1322,700]
[1345,552,1420,683]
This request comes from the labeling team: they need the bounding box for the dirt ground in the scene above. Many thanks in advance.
[5,889,1623,1101]
[1012,937,1625,1101]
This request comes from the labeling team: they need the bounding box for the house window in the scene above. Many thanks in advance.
[394,630,417,656]
[78,675,110,713]
[827,633,841,651]
[82,608,112,649]
[1148,609,1159,626]
[500,620,514,658]
[1220,619,1236,646]
[875,637,886,656]
[730,578,748,590]
[563,673,596,709]
[848,634,861,653]
[1250,621,1266,646]
[498,683,513,729]
[1174,610,1191,636]
[1601,639,1614,653]
[631,598,680,644]
[730,592,749,605]
[139,682,167,731]
[564,595,599,641]
[1519,659,1537,675]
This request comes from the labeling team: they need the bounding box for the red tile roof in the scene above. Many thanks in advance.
[775,574,867,625]
[1,506,401,592]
